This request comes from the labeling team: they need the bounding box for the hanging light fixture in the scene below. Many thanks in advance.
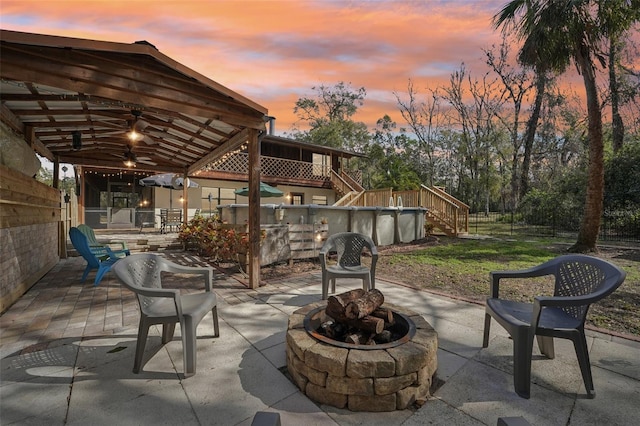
[127,110,145,142]
[123,146,137,167]
[72,131,82,150]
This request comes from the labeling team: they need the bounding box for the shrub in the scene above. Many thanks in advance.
[178,214,265,263]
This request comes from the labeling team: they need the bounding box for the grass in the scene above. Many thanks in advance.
[376,236,640,337]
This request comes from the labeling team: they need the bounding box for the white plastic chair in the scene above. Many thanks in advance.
[112,253,219,377]
[319,232,378,300]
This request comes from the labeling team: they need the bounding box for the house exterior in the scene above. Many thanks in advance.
[80,134,366,229]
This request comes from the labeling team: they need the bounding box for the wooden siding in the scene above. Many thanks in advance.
[1,164,61,313]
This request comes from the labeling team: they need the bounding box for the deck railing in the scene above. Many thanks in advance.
[204,152,337,183]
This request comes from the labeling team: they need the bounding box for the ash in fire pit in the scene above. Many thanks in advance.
[287,290,438,412]
[305,289,416,349]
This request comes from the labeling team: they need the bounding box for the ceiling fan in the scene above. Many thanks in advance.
[120,145,157,167]
[126,110,158,145]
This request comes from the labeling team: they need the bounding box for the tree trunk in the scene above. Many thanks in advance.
[520,73,546,200]
[570,48,604,253]
[609,37,624,153]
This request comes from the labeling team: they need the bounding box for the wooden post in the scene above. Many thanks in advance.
[182,171,189,226]
[248,128,261,289]
[53,158,60,189]
[77,166,85,224]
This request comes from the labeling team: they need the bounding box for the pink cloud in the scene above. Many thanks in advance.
[2,1,594,133]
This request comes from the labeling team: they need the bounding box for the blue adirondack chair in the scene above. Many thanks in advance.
[69,227,126,285]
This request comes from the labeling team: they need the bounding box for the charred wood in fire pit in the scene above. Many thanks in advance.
[345,289,384,320]
[351,315,385,334]
[345,331,370,345]
[371,307,394,324]
[321,321,348,339]
[373,330,393,344]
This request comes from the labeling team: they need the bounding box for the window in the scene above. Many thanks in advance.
[311,195,327,205]
[202,187,236,208]
[290,192,304,205]
[312,153,330,177]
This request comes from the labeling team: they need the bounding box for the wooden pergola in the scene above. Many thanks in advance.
[1,29,268,288]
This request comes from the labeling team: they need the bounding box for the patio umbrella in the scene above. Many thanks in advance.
[139,173,199,209]
[234,181,283,198]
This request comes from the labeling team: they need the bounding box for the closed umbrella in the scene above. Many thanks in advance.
[234,182,283,198]
[139,173,199,209]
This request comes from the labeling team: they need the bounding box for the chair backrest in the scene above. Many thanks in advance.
[166,209,182,223]
[323,232,375,268]
[77,224,99,245]
[69,227,107,268]
[112,254,172,314]
[549,255,626,320]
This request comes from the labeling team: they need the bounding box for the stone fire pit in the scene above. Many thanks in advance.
[286,301,438,411]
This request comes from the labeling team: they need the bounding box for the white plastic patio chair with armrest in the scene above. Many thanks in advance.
[319,232,378,300]
[482,254,626,399]
[112,253,220,377]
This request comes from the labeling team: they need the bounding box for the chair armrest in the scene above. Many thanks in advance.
[135,287,180,300]
[105,247,130,258]
[161,261,214,292]
[535,292,605,308]
[113,241,128,250]
[490,263,553,298]
[319,250,328,269]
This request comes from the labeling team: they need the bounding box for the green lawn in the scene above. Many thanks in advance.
[377,236,640,336]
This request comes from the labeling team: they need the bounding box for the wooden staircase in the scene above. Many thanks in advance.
[419,185,469,236]
[330,170,365,207]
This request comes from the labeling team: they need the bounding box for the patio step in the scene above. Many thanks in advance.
[66,231,184,256]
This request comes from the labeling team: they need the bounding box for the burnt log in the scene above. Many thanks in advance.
[345,331,370,345]
[345,289,384,320]
[374,330,393,344]
[371,307,394,324]
[350,315,384,334]
[326,288,366,322]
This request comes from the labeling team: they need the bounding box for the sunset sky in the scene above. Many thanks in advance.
[3,0,535,134]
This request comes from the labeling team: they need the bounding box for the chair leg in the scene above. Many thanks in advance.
[162,323,176,344]
[94,265,110,286]
[512,327,534,399]
[321,273,329,300]
[363,273,371,292]
[330,278,336,295]
[181,317,197,377]
[212,306,220,338]
[482,313,491,348]
[133,318,151,374]
[572,330,595,398]
[536,335,555,359]
[81,265,92,283]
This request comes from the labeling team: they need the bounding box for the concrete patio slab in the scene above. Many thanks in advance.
[1,254,638,425]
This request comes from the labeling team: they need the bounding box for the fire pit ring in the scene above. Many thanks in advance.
[286,301,438,412]
[303,305,417,350]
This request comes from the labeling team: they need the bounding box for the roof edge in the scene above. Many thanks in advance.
[0,29,268,116]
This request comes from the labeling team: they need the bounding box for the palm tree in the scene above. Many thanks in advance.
[493,0,632,252]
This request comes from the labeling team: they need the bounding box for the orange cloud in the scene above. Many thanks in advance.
[2,1,606,134]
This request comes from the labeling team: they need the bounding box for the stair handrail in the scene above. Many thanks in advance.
[340,170,365,192]
[345,190,365,207]
[428,185,470,209]
[420,185,468,234]
[330,170,356,195]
